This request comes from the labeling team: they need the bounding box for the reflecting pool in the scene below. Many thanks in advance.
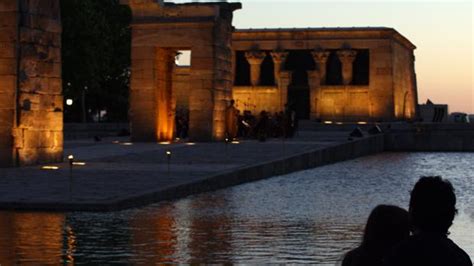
[0,152,473,264]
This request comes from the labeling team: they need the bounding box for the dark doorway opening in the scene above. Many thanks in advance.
[285,50,314,119]
[234,51,250,86]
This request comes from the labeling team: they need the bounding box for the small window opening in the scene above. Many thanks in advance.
[175,50,191,66]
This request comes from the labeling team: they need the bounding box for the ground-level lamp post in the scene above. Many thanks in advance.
[68,155,74,200]
[82,86,88,123]
[225,137,230,161]
[166,150,172,176]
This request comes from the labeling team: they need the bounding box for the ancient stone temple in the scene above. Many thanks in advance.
[123,0,241,142]
[0,0,62,167]
[231,28,418,122]
[124,1,418,142]
[0,0,419,166]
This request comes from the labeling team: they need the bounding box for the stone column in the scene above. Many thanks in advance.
[337,50,357,85]
[270,51,288,87]
[129,46,157,141]
[311,51,330,85]
[279,71,292,111]
[155,48,176,141]
[189,46,215,142]
[245,51,266,87]
[307,70,320,120]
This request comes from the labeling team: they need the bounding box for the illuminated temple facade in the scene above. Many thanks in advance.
[176,27,418,123]
[0,0,418,166]
[125,1,418,143]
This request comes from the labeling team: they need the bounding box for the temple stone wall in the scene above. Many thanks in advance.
[212,13,235,140]
[231,28,417,122]
[172,71,283,117]
[173,66,191,110]
[314,40,378,121]
[233,86,281,115]
[392,40,417,120]
[0,0,62,167]
[0,1,17,166]
[129,46,157,141]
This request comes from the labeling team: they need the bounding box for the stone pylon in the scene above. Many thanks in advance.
[155,49,176,141]
[0,0,63,167]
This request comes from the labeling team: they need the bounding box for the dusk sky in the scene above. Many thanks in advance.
[173,0,473,114]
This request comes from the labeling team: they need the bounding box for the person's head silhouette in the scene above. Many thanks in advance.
[343,205,410,266]
[362,205,410,253]
[409,176,457,235]
[384,177,471,266]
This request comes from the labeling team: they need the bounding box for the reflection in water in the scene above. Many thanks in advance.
[130,204,177,264]
[0,152,472,264]
[65,213,131,264]
[64,225,76,264]
[0,212,65,264]
[187,195,233,264]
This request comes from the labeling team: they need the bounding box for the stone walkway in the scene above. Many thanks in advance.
[0,130,362,211]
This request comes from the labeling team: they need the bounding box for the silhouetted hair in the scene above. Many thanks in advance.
[343,205,410,266]
[362,205,410,252]
[409,176,457,234]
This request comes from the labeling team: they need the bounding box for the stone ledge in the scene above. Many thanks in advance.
[0,135,384,212]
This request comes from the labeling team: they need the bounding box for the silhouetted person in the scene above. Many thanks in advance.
[225,100,239,139]
[242,110,255,138]
[271,111,283,137]
[255,110,269,141]
[283,103,296,138]
[385,176,472,266]
[175,108,189,139]
[342,205,410,266]
[237,110,244,137]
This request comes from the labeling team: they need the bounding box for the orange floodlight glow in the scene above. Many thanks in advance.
[41,166,59,170]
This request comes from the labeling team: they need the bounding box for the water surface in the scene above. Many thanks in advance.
[0,152,473,264]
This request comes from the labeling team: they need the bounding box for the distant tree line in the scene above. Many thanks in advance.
[61,0,131,122]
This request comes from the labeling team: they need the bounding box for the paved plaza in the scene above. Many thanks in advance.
[0,131,355,211]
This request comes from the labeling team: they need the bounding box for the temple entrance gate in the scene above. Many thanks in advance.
[123,1,241,142]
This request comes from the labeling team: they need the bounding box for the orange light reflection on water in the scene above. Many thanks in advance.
[0,212,65,264]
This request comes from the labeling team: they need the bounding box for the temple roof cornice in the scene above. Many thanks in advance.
[233,27,416,50]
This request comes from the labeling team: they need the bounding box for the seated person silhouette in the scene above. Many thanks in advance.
[385,176,472,266]
[342,205,410,266]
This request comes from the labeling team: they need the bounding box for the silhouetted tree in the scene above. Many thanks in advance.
[61,0,131,122]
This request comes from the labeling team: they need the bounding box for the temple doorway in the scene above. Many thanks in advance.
[285,50,314,120]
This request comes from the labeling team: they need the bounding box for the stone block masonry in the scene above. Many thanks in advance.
[0,0,62,167]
